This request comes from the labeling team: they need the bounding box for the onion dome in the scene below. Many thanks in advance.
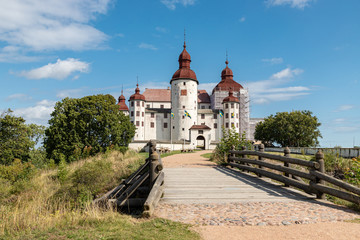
[171,42,198,83]
[117,91,129,111]
[212,60,243,94]
[129,84,146,101]
[222,89,239,103]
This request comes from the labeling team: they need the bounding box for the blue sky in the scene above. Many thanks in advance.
[0,0,359,147]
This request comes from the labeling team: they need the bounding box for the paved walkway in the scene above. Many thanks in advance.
[154,151,360,226]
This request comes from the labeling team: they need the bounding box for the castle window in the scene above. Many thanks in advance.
[208,106,211,109]
[136,121,139,126]
[142,121,144,127]
[231,103,234,108]
[183,82,186,85]
[198,130,203,134]
[231,123,234,128]
[225,113,229,119]
[151,122,154,128]
[214,123,218,129]
[136,111,140,117]
[201,122,205,125]
[160,104,164,108]
[164,113,168,118]
[236,113,239,118]
[201,114,205,119]
[142,112,144,117]
[173,126,175,129]
[131,102,134,107]
[182,105,185,109]
[226,123,229,128]
[131,111,134,117]
[182,128,184,131]
[136,101,140,107]
[225,104,228,109]
[164,123,168,128]
[181,89,187,96]
[236,123,239,128]
[182,115,185,119]
[142,102,144,107]
[151,113,154,118]
[213,114,217,119]
[201,106,205,109]
[146,104,150,108]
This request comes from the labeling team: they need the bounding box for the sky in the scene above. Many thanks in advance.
[0,0,359,147]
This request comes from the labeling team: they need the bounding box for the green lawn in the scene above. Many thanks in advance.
[201,153,213,159]
[6,217,200,240]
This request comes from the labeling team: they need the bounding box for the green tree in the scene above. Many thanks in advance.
[254,110,322,147]
[0,109,34,165]
[44,94,135,163]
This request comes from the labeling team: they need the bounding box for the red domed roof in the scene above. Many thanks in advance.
[117,91,129,111]
[171,42,198,83]
[129,84,146,101]
[213,60,243,94]
[222,89,239,103]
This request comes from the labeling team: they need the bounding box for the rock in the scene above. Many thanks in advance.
[282,220,291,226]
[257,222,267,226]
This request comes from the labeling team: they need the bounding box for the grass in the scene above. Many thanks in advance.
[4,216,200,240]
[347,219,360,224]
[201,153,213,159]
[0,150,200,240]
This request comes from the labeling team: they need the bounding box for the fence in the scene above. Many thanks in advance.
[228,145,360,205]
[265,147,360,159]
[94,140,164,217]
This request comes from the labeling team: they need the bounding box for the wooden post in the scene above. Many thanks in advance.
[258,144,264,177]
[230,145,235,167]
[315,150,325,199]
[149,140,159,188]
[284,147,290,187]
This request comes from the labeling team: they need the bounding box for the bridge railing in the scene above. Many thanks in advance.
[94,140,164,216]
[228,145,360,205]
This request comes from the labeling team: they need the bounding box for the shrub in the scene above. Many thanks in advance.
[345,157,360,186]
[212,127,252,164]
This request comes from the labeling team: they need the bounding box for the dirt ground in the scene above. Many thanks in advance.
[161,151,360,240]
[195,222,360,240]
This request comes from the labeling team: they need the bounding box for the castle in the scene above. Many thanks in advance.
[117,42,261,150]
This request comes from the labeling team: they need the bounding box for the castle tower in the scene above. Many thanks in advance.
[170,41,198,141]
[222,89,240,133]
[129,83,146,140]
[117,89,129,116]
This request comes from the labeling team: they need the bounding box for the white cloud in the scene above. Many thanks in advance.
[262,57,283,65]
[139,43,158,51]
[6,93,32,101]
[239,17,246,22]
[0,0,110,60]
[19,58,90,80]
[245,67,309,104]
[266,0,314,9]
[161,0,196,10]
[56,88,87,99]
[155,27,167,33]
[13,99,56,125]
[335,105,354,112]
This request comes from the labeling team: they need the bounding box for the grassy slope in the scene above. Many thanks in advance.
[0,150,200,240]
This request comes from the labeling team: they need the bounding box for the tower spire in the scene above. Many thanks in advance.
[226,50,229,66]
[121,84,123,95]
[184,28,186,48]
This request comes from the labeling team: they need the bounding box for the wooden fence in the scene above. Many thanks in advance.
[228,144,360,205]
[94,140,164,217]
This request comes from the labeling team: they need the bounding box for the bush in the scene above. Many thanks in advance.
[345,157,360,186]
[212,127,252,164]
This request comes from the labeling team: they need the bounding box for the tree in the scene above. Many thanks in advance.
[0,109,41,165]
[254,110,322,147]
[44,94,135,163]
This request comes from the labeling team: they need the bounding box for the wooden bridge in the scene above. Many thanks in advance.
[96,141,360,217]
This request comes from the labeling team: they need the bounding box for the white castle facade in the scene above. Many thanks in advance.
[117,42,260,150]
